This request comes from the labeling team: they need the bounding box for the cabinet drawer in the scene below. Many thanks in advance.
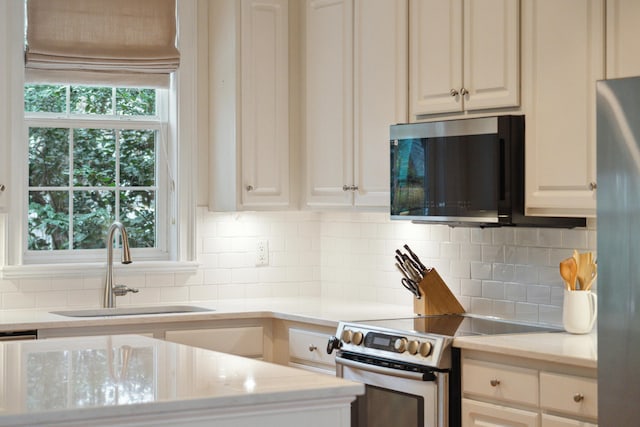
[540,372,598,419]
[289,328,335,369]
[463,358,538,406]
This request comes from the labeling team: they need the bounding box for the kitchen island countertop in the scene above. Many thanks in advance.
[0,334,363,426]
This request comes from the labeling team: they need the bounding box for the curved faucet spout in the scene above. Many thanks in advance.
[104,222,133,308]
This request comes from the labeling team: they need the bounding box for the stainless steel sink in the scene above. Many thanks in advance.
[51,305,214,317]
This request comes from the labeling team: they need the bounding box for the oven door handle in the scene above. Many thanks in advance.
[336,356,436,381]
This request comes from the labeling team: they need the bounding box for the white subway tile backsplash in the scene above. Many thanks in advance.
[482,281,505,299]
[460,279,482,297]
[481,245,505,263]
[505,283,527,302]
[514,265,539,285]
[470,262,492,280]
[527,285,551,304]
[538,229,563,248]
[515,228,539,246]
[562,229,589,249]
[492,264,515,282]
[0,208,594,327]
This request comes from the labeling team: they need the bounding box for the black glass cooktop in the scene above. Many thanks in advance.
[354,314,561,338]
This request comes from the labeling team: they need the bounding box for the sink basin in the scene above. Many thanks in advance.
[51,305,214,317]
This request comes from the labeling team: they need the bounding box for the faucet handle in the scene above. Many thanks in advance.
[113,285,139,297]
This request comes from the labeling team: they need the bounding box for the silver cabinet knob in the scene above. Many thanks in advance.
[246,185,254,192]
[308,344,317,352]
[460,87,469,96]
[573,393,584,402]
[589,182,597,191]
[490,379,501,387]
[450,88,459,97]
[0,184,5,192]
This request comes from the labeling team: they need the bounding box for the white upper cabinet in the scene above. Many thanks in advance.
[304,0,354,207]
[606,0,640,78]
[522,0,604,217]
[240,0,290,208]
[304,0,408,208]
[208,0,291,211]
[409,0,519,118]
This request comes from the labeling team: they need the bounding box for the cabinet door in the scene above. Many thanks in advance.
[522,0,604,216]
[463,398,539,427]
[463,0,519,111]
[305,0,354,207]
[606,0,640,78]
[353,0,407,207]
[240,0,290,208]
[410,0,463,117]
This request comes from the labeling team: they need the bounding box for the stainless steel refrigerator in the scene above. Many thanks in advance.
[597,76,640,425]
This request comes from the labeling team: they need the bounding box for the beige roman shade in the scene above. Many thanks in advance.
[25,0,180,87]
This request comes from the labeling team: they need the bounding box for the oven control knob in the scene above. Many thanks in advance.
[408,340,420,355]
[352,331,364,346]
[394,338,408,353]
[341,329,353,344]
[419,341,433,357]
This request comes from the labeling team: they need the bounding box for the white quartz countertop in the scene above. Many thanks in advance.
[454,331,597,369]
[0,334,364,426]
[0,297,415,332]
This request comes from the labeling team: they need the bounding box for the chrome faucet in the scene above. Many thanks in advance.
[103,221,137,308]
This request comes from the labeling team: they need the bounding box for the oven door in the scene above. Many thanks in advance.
[336,355,448,427]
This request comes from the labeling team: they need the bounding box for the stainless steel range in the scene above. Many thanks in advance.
[327,314,560,427]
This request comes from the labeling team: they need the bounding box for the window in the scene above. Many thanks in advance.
[0,1,198,275]
[24,84,167,259]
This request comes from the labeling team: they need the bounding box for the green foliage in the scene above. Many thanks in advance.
[25,84,158,251]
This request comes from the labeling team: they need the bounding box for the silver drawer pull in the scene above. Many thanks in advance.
[573,393,584,402]
[0,184,5,192]
[490,379,501,387]
[308,344,318,352]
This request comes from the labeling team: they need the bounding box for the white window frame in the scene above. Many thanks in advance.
[24,89,170,264]
[0,0,199,278]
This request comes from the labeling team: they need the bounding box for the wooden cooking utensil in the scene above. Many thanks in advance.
[560,258,577,290]
[583,263,597,291]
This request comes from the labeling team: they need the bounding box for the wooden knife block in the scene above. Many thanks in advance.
[413,268,465,316]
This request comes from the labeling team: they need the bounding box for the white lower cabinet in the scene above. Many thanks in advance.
[461,350,597,427]
[288,327,336,374]
[165,326,264,358]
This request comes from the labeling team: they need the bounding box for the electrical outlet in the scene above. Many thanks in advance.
[256,239,269,266]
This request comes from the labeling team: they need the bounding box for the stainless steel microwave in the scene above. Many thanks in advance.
[390,115,585,228]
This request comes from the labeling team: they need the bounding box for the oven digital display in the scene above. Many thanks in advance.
[372,336,390,346]
[365,332,403,352]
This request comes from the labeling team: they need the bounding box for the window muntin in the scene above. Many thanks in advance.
[24,84,165,259]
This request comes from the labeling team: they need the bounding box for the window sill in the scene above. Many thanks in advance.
[0,260,200,280]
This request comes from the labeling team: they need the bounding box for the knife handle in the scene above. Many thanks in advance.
[404,244,427,272]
